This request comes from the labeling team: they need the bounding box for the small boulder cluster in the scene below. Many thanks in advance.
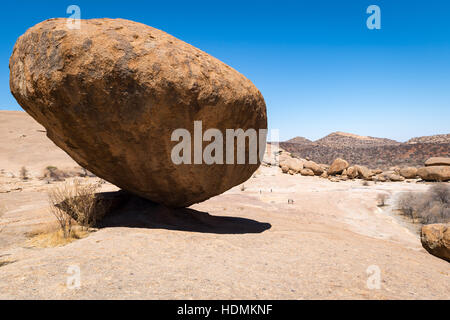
[278,152,450,183]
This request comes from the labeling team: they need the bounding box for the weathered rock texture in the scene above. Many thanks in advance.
[417,166,450,182]
[399,167,418,179]
[328,158,349,175]
[421,224,450,262]
[425,157,450,167]
[9,18,267,207]
[303,161,323,176]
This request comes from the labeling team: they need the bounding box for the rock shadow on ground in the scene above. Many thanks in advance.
[95,191,272,234]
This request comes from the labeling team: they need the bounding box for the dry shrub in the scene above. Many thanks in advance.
[397,183,450,224]
[48,179,105,238]
[20,166,29,180]
[25,223,88,248]
[43,166,97,183]
[43,166,67,182]
[377,193,388,207]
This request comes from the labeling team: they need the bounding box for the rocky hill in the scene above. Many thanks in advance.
[314,132,400,148]
[407,134,450,145]
[281,132,450,169]
[285,136,313,145]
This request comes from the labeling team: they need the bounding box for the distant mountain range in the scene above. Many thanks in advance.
[280,132,450,169]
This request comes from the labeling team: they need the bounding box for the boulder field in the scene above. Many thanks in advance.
[276,151,450,183]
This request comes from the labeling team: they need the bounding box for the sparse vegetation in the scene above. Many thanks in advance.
[281,141,450,170]
[48,179,105,238]
[397,183,450,224]
[42,166,97,182]
[25,223,88,248]
[20,166,29,180]
[377,193,388,207]
[43,166,66,182]
[362,181,370,187]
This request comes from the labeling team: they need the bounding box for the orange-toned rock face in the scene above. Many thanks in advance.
[328,158,349,175]
[417,166,450,182]
[425,157,450,167]
[10,18,267,207]
[421,224,450,262]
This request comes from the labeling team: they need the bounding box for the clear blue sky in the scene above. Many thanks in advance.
[1,0,449,142]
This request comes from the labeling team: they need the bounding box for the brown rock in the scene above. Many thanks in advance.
[425,157,450,167]
[373,169,383,175]
[280,157,304,174]
[328,158,349,175]
[278,153,292,166]
[421,224,450,262]
[355,165,372,180]
[300,168,315,176]
[346,166,358,179]
[304,160,323,176]
[320,171,328,179]
[373,174,387,182]
[417,166,450,182]
[389,166,401,174]
[387,173,405,182]
[9,19,267,208]
[399,167,418,179]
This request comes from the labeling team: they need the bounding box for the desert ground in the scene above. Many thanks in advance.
[0,111,448,299]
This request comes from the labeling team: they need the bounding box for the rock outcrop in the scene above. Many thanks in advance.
[421,224,450,262]
[280,157,304,174]
[303,160,323,176]
[417,166,450,182]
[355,165,372,180]
[300,168,314,176]
[425,157,450,167]
[346,166,358,179]
[387,173,405,182]
[399,167,418,179]
[9,18,267,207]
[328,158,349,175]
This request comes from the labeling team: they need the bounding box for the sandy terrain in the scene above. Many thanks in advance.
[0,111,448,299]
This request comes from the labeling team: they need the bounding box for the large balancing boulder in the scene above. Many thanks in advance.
[10,18,267,207]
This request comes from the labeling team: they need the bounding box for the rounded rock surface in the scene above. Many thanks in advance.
[328,158,349,176]
[417,166,450,182]
[425,157,450,167]
[9,18,267,207]
[421,224,450,262]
